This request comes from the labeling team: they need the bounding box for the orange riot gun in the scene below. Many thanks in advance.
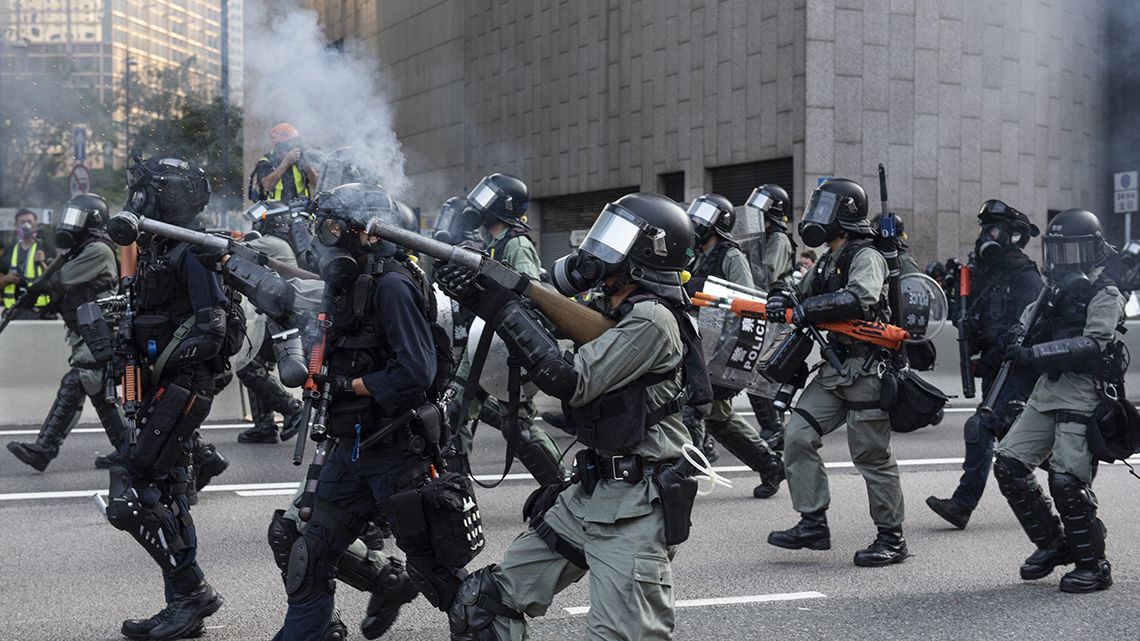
[692,291,911,352]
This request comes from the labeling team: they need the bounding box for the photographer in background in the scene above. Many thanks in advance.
[1,208,54,319]
[251,123,319,203]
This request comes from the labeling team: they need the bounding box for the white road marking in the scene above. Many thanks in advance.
[0,408,985,436]
[564,590,826,615]
[6,457,1137,504]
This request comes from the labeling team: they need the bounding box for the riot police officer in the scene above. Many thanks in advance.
[251,183,468,640]
[447,173,566,486]
[927,200,1043,529]
[992,208,1124,593]
[445,192,701,641]
[744,184,796,451]
[871,213,921,276]
[685,193,784,499]
[235,201,306,444]
[105,154,236,640]
[6,193,126,472]
[766,178,908,567]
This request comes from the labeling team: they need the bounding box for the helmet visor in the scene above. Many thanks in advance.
[687,198,721,228]
[60,206,88,230]
[745,188,774,215]
[1043,236,1100,271]
[467,179,499,212]
[244,201,289,225]
[579,203,645,265]
[803,189,841,226]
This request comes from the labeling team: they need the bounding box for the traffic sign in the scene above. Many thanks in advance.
[69,164,92,197]
[1115,189,1138,214]
[72,127,87,162]
[1115,171,1137,192]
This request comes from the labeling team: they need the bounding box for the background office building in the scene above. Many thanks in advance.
[304,0,1123,267]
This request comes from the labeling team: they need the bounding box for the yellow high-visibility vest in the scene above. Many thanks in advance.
[259,156,309,201]
[2,241,51,309]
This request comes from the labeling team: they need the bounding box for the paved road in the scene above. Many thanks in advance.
[2,407,1138,640]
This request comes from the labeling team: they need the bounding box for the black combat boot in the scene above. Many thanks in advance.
[121,607,205,639]
[701,433,720,463]
[767,510,830,550]
[853,526,909,567]
[323,608,348,641]
[361,559,419,639]
[1060,560,1113,593]
[238,392,279,444]
[8,376,85,471]
[925,496,972,530]
[94,449,124,470]
[993,455,1072,580]
[277,397,305,442]
[1050,472,1112,593]
[146,582,224,641]
[192,437,229,492]
[706,422,784,499]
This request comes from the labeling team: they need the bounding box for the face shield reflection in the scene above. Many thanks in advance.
[468,181,499,211]
[1043,237,1099,270]
[687,199,721,227]
[579,204,644,265]
[804,190,841,226]
[746,188,773,215]
[60,206,88,229]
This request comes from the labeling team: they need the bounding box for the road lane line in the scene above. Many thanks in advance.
[564,591,826,615]
[7,457,1138,503]
[0,407,986,436]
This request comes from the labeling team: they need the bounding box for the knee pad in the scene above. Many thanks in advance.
[268,509,301,577]
[448,566,521,641]
[285,533,336,603]
[963,415,982,444]
[237,360,269,384]
[1048,472,1094,515]
[336,542,409,595]
[993,454,1038,496]
[58,368,87,406]
[407,556,466,611]
[106,478,187,571]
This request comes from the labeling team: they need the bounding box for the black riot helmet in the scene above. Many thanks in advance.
[687,193,736,243]
[871,212,908,246]
[1042,208,1107,275]
[799,178,871,248]
[975,199,1040,262]
[126,153,211,227]
[312,183,404,289]
[466,173,529,229]
[552,193,694,304]
[55,192,110,250]
[244,200,292,239]
[434,195,481,246]
[1104,240,1140,292]
[746,184,792,231]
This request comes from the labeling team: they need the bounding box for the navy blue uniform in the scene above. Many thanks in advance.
[951,254,1044,511]
[274,269,441,641]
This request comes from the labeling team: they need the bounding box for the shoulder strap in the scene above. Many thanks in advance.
[151,315,196,382]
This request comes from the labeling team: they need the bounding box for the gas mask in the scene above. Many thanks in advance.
[975,222,1025,261]
[55,207,92,250]
[798,190,846,248]
[314,215,362,290]
[15,221,37,243]
[551,202,651,296]
[433,199,482,246]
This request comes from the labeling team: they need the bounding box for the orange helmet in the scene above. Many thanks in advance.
[269,122,300,145]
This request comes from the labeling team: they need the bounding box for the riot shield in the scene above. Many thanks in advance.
[697,278,775,395]
[733,205,769,291]
[898,272,949,343]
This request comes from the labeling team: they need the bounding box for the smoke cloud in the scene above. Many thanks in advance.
[243,0,409,198]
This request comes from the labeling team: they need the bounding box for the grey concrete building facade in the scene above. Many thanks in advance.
[305,0,1111,267]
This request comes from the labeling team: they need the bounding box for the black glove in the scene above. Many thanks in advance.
[436,261,522,322]
[190,243,229,272]
[313,373,357,398]
[435,261,480,306]
[765,291,790,324]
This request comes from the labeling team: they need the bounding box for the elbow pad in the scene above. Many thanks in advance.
[1026,336,1101,373]
[223,255,297,324]
[269,319,308,388]
[167,307,226,368]
[797,290,864,324]
[492,302,579,400]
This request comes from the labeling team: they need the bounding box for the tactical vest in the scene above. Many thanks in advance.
[56,238,118,333]
[809,239,888,321]
[1036,274,1117,342]
[685,239,737,297]
[566,289,706,451]
[325,254,451,435]
[132,240,196,363]
[970,258,1041,350]
[2,241,51,309]
[766,230,797,285]
[489,227,530,265]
